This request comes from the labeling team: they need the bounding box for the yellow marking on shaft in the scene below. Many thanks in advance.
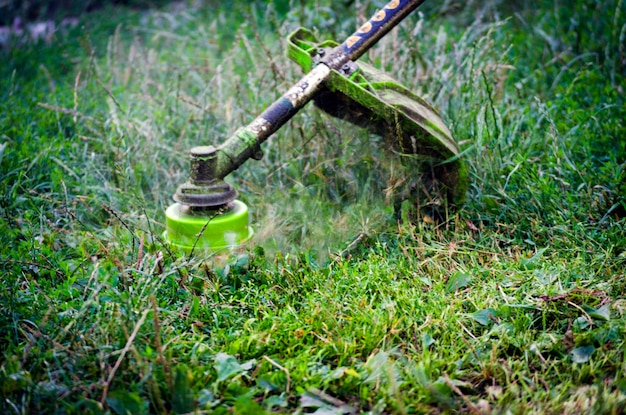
[358,21,373,33]
[346,35,361,48]
[386,0,400,9]
[372,10,386,22]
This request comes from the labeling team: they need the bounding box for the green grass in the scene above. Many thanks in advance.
[1,0,625,413]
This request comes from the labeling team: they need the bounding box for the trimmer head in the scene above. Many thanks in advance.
[164,146,253,253]
[164,201,252,253]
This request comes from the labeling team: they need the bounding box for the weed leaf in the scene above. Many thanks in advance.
[570,346,595,363]
[106,390,148,415]
[446,272,471,293]
[589,304,610,321]
[198,389,218,408]
[300,393,355,414]
[520,248,547,270]
[214,353,245,382]
[573,316,590,330]
[300,394,328,408]
[471,308,498,326]
[422,333,436,348]
[264,394,288,410]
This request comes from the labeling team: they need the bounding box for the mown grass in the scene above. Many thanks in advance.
[1,0,625,413]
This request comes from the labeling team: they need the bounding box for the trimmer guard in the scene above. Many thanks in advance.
[287,28,467,207]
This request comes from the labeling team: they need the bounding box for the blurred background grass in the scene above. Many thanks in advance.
[0,0,625,413]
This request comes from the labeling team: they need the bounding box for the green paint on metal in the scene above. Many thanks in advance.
[164,200,253,253]
[217,127,259,179]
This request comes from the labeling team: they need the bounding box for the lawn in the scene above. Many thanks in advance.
[1,0,625,413]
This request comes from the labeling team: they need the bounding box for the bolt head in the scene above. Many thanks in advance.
[190,145,216,157]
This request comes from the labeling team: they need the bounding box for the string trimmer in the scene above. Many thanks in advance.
[165,0,467,252]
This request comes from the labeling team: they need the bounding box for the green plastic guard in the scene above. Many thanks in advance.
[286,27,467,207]
[165,200,253,253]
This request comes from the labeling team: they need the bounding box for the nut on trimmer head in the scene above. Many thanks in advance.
[173,146,238,209]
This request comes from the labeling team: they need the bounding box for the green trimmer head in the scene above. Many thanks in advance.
[165,200,252,253]
[164,146,253,253]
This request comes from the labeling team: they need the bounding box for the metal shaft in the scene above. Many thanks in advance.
[341,0,426,62]
[216,64,331,179]
[201,0,427,183]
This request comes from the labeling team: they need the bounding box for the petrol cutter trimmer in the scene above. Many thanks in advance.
[165,0,468,252]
